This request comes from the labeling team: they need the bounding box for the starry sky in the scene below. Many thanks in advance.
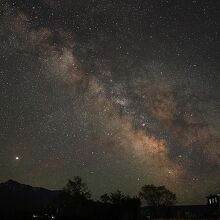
[0,0,220,204]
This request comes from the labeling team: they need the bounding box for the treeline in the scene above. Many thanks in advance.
[47,176,176,220]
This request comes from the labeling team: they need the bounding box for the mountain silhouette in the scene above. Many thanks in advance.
[0,179,60,214]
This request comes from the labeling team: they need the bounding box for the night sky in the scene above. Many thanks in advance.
[0,0,220,204]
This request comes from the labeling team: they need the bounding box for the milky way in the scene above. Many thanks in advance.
[0,0,219,204]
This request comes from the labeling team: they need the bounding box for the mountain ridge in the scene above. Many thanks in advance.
[0,179,61,213]
[1,179,59,192]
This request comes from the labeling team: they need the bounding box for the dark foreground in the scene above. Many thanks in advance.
[1,206,220,220]
[1,180,220,219]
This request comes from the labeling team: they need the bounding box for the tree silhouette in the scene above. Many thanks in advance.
[100,190,130,204]
[59,176,91,218]
[100,190,141,220]
[139,184,176,206]
[100,193,110,204]
[64,176,91,200]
